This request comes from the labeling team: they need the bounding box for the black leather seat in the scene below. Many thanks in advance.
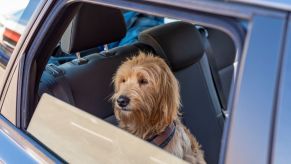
[139,21,225,164]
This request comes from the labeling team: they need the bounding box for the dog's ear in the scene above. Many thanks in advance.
[155,58,181,126]
[112,73,118,91]
[112,67,124,92]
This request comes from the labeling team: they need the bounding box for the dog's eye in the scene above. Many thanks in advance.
[121,79,126,83]
[138,79,148,85]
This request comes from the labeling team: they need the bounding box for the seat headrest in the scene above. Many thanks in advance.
[139,22,204,71]
[61,4,126,53]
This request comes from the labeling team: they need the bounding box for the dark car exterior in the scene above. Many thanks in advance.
[0,0,290,163]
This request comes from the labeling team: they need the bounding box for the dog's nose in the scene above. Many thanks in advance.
[117,95,130,108]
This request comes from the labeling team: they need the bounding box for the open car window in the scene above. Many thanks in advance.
[23,2,244,163]
[28,94,186,164]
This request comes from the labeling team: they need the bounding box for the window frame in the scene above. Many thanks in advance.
[19,0,246,128]
[270,14,291,164]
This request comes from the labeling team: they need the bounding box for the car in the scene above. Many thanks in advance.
[0,0,40,66]
[0,0,290,164]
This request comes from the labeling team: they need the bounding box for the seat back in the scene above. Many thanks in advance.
[139,21,225,164]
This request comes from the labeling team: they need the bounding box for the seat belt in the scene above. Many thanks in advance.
[203,37,227,112]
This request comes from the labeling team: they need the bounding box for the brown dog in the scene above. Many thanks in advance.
[112,52,206,164]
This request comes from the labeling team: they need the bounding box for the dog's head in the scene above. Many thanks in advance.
[112,52,180,133]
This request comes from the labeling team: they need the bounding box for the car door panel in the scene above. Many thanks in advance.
[0,114,58,163]
[28,93,187,164]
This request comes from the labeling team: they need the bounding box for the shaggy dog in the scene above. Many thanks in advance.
[112,52,206,164]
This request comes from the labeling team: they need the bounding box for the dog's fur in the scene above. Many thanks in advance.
[112,52,206,164]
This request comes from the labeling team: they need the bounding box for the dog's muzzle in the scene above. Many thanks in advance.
[117,95,130,108]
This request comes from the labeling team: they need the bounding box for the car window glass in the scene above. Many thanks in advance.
[28,94,186,164]
[0,0,42,67]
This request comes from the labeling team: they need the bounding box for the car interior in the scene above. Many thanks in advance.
[27,3,244,164]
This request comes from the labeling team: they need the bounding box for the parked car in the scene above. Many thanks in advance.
[0,0,290,164]
[0,0,40,66]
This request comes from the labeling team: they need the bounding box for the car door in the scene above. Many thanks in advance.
[0,0,289,163]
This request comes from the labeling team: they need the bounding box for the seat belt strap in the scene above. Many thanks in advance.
[203,38,227,112]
